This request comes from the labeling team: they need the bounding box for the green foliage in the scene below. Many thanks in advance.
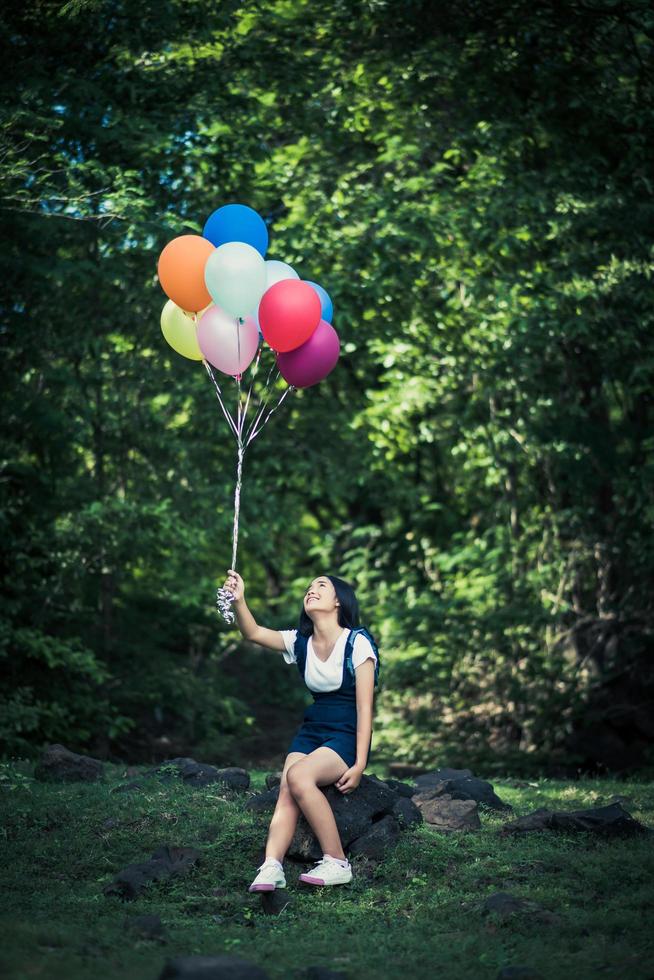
[1,0,653,769]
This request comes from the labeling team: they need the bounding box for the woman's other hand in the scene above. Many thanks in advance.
[224,569,244,602]
[335,764,364,794]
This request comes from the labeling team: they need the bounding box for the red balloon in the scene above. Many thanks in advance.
[258,279,321,352]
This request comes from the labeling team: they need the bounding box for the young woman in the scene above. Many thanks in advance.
[222,569,380,891]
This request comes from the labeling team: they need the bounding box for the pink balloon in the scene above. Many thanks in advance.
[276,319,340,388]
[197,306,259,376]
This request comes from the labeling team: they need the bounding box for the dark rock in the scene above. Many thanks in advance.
[418,795,481,831]
[245,787,280,812]
[123,912,167,940]
[496,968,545,980]
[411,770,511,812]
[250,772,418,862]
[259,890,292,915]
[412,785,448,805]
[413,767,474,790]
[482,892,562,925]
[145,758,250,791]
[158,955,270,979]
[288,816,332,862]
[348,814,401,860]
[499,802,650,838]
[338,774,398,819]
[103,844,202,900]
[203,766,250,791]
[597,794,633,807]
[34,744,104,783]
[441,776,512,811]
[384,778,417,798]
[265,772,282,790]
[286,777,398,861]
[390,796,423,829]
[149,757,198,776]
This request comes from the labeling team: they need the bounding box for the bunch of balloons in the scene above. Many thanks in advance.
[156,203,339,623]
[157,203,339,387]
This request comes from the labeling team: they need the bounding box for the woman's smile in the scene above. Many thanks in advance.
[305,578,330,606]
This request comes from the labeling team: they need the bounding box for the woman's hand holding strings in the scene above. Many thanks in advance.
[224,569,244,603]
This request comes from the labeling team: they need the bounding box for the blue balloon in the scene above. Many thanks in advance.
[203,204,268,257]
[304,280,333,323]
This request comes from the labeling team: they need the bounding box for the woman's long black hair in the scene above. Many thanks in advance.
[298,574,360,636]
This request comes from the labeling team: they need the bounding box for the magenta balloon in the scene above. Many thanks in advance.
[276,319,340,388]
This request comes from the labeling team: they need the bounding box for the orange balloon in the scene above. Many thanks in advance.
[157,235,214,312]
[183,303,211,320]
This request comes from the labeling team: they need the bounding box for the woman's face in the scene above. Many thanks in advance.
[304,576,339,618]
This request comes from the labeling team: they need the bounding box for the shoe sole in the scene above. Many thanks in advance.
[298,873,352,886]
[248,881,286,892]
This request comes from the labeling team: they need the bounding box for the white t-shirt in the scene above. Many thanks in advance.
[279,627,377,693]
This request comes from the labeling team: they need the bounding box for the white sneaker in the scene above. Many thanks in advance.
[248,858,286,893]
[299,854,352,887]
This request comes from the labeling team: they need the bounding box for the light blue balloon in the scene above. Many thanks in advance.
[204,241,266,318]
[304,280,333,323]
[203,204,268,257]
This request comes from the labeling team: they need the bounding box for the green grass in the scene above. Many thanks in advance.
[1,759,653,979]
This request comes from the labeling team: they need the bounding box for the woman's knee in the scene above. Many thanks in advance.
[286,764,311,798]
[276,781,299,806]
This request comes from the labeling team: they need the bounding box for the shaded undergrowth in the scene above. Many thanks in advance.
[1,759,653,980]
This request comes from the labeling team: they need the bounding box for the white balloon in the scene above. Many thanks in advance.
[204,241,266,318]
[264,259,299,290]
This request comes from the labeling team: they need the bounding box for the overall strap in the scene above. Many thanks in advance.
[293,632,309,680]
[344,627,380,687]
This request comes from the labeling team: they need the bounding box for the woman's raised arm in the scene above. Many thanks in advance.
[223,570,287,651]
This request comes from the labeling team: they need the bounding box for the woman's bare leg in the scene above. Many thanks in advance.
[285,747,349,859]
[264,751,307,863]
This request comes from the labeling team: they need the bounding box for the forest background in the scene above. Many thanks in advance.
[2,0,653,780]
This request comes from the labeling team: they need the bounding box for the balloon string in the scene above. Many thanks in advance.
[244,356,279,444]
[216,319,246,625]
[231,319,244,569]
[213,326,293,623]
[247,384,295,445]
[231,441,245,569]
[241,346,262,432]
[203,359,239,439]
[215,439,245,625]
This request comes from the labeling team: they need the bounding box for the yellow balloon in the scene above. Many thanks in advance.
[160,299,203,360]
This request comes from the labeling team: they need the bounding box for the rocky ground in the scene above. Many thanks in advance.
[22,743,652,980]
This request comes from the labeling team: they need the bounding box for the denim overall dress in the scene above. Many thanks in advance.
[287,627,380,769]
